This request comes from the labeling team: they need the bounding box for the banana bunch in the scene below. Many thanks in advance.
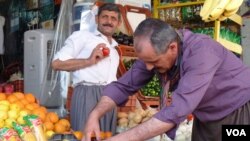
[200,0,244,22]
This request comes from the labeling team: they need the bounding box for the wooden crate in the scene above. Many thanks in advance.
[117,94,137,113]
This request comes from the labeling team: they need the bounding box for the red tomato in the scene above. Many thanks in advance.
[102,48,110,56]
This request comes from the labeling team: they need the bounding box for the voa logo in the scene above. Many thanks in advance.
[226,129,246,136]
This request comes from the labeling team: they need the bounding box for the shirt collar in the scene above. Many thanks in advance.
[93,29,118,47]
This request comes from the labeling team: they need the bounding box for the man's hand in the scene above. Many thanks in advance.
[89,43,109,64]
[81,114,101,141]
[81,96,117,141]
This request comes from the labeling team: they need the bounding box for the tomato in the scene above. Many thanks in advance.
[102,48,110,56]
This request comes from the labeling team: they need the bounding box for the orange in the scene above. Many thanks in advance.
[33,110,46,122]
[20,99,29,105]
[100,132,106,140]
[13,101,24,109]
[24,93,36,103]
[31,103,40,109]
[36,106,47,113]
[73,131,84,140]
[0,93,6,100]
[43,121,54,131]
[25,104,34,111]
[58,119,70,131]
[47,112,59,123]
[105,131,112,139]
[13,92,24,99]
[54,122,66,134]
[6,95,18,103]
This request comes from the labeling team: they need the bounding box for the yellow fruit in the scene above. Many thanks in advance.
[73,131,84,140]
[0,119,4,128]
[0,100,10,106]
[0,104,9,111]
[5,118,16,128]
[0,110,8,120]
[10,103,22,112]
[19,110,29,117]
[8,110,19,119]
[46,130,55,139]
[17,116,26,124]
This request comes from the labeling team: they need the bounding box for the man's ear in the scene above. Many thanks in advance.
[168,42,178,54]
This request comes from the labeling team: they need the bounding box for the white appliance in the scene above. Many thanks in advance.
[24,29,55,105]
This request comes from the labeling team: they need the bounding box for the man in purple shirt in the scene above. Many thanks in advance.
[82,18,250,141]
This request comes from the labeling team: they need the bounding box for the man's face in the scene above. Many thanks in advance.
[134,36,178,74]
[96,10,121,36]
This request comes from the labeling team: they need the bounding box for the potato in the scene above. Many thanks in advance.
[118,118,128,125]
[147,109,158,117]
[135,108,146,117]
[128,120,138,128]
[132,114,142,124]
[117,112,128,119]
[128,112,135,120]
[118,122,128,128]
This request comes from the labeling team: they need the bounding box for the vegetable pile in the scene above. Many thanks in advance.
[123,59,161,97]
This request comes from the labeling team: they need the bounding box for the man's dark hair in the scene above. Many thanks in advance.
[98,3,121,20]
[134,18,178,54]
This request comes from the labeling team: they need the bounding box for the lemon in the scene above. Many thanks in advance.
[19,110,29,117]
[8,110,19,119]
[0,104,9,111]
[10,103,21,112]
[17,116,26,124]
[46,130,55,139]
[0,119,5,128]
[0,110,8,120]
[0,100,10,106]
[5,118,16,128]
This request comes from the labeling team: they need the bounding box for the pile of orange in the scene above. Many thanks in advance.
[43,112,71,134]
[0,92,72,139]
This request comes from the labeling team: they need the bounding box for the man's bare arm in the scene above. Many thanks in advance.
[52,58,92,71]
[107,117,174,141]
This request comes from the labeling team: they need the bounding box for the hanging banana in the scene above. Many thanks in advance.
[222,0,244,17]
[225,0,244,11]
[223,7,240,17]
[201,0,222,22]
[200,0,214,18]
[207,0,231,21]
